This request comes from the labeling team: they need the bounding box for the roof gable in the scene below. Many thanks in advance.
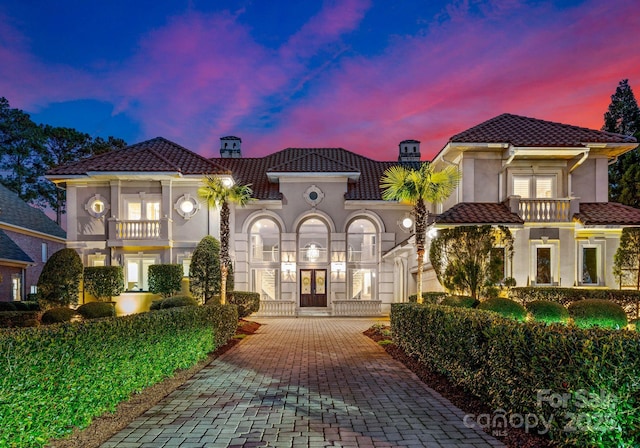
[449,113,637,147]
[0,184,66,239]
[47,137,230,176]
[267,151,360,174]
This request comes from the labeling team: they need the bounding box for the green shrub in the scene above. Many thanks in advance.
[150,299,164,310]
[83,266,124,301]
[440,295,479,308]
[408,292,447,303]
[37,248,83,308]
[526,300,569,324]
[227,291,260,318]
[160,295,199,309]
[12,301,40,311]
[41,307,77,325]
[510,287,640,319]
[0,302,16,311]
[478,297,527,321]
[0,311,40,328]
[148,264,183,298]
[0,304,238,448]
[77,302,115,319]
[568,299,628,329]
[391,303,640,447]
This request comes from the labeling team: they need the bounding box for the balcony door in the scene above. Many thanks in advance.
[300,269,327,307]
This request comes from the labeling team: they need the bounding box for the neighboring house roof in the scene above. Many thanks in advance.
[436,202,524,225]
[47,137,230,176]
[449,113,637,147]
[214,148,401,201]
[0,229,33,264]
[0,184,66,239]
[574,202,640,226]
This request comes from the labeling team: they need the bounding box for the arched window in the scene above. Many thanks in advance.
[298,218,328,262]
[347,218,377,300]
[347,219,377,262]
[250,218,280,262]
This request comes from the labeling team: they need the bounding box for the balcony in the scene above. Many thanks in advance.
[107,218,172,247]
[507,196,579,223]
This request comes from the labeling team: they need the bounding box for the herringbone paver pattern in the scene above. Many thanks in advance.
[102,318,505,447]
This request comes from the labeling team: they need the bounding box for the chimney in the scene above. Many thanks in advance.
[398,139,421,163]
[220,136,242,158]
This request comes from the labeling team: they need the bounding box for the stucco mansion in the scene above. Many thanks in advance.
[46,113,640,316]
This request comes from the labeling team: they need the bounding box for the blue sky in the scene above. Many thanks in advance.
[1,0,638,160]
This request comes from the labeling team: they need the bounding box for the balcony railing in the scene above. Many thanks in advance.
[507,197,579,223]
[108,218,171,244]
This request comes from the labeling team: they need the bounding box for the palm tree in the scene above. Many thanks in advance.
[380,163,460,303]
[198,175,252,305]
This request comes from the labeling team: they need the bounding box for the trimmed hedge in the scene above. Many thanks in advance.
[477,297,527,321]
[510,287,640,319]
[37,248,83,308]
[227,291,260,318]
[526,300,570,324]
[440,295,479,308]
[77,302,116,319]
[408,292,447,303]
[148,264,183,298]
[150,296,199,310]
[0,304,237,448]
[83,266,124,301]
[41,307,77,325]
[391,303,640,447]
[0,302,16,311]
[12,301,40,311]
[0,311,40,328]
[568,299,628,330]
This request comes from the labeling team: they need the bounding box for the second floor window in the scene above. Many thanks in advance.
[124,195,161,220]
[513,175,555,199]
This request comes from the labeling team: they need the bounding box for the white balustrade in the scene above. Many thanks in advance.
[518,199,571,222]
[332,300,382,316]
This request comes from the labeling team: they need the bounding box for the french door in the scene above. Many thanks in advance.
[300,269,327,307]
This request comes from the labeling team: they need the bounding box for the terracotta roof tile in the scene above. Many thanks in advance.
[450,113,637,147]
[214,148,400,201]
[574,202,640,225]
[47,137,230,176]
[436,202,524,225]
[0,184,66,239]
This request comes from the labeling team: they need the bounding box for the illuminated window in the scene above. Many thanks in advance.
[250,219,280,262]
[347,219,377,262]
[85,194,109,218]
[124,194,161,221]
[124,255,158,291]
[298,218,328,262]
[578,243,602,285]
[251,268,279,300]
[512,175,556,198]
[349,268,376,300]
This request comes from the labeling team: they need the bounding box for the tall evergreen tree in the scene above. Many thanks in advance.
[603,79,640,207]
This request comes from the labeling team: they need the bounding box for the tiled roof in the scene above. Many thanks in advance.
[0,229,33,263]
[450,113,637,147]
[436,202,524,225]
[574,202,640,225]
[214,148,400,201]
[47,137,230,176]
[0,184,66,239]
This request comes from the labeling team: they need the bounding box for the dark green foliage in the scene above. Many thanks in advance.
[526,300,569,324]
[0,302,16,311]
[150,299,163,310]
[407,292,447,303]
[41,307,77,324]
[440,295,479,308]
[148,264,183,298]
[189,236,221,302]
[477,297,527,321]
[83,266,124,301]
[568,299,628,329]
[37,248,83,308]
[603,79,640,207]
[391,303,640,447]
[12,301,40,311]
[613,227,640,292]
[0,311,39,328]
[159,295,199,309]
[77,302,115,319]
[429,225,513,299]
[227,291,260,318]
[0,304,237,448]
[510,287,640,319]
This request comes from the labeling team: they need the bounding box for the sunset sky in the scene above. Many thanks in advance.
[1,0,639,160]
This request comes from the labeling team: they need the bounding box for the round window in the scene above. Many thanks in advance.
[308,191,318,201]
[180,200,194,214]
[175,194,200,219]
[85,195,109,218]
[303,185,324,206]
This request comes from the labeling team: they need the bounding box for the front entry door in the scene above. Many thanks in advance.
[300,269,327,307]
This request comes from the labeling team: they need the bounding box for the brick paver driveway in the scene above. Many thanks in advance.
[102,318,504,448]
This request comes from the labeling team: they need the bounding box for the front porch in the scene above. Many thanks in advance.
[254,299,384,317]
